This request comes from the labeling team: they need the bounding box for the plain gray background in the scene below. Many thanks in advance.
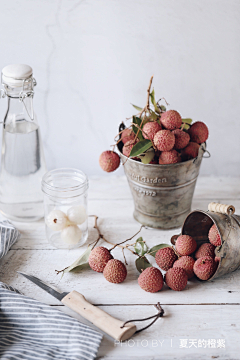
[0,0,239,176]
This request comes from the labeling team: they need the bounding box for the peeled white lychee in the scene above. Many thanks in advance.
[67,205,87,225]
[61,225,82,244]
[46,210,68,231]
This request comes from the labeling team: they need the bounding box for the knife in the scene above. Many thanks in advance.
[17,272,136,341]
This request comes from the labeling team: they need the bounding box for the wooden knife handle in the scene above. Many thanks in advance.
[62,290,136,341]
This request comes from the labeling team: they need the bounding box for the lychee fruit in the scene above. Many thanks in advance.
[208,224,221,247]
[88,246,113,272]
[173,256,195,279]
[159,150,181,164]
[155,247,178,271]
[138,267,163,293]
[121,128,135,144]
[154,130,175,151]
[193,256,217,280]
[160,110,182,130]
[142,121,161,141]
[164,267,188,291]
[175,235,197,256]
[122,139,139,157]
[195,243,216,259]
[181,142,200,160]
[99,151,120,172]
[188,121,209,144]
[172,129,190,150]
[103,259,127,283]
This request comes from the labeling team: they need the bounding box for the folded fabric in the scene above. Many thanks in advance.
[0,221,103,360]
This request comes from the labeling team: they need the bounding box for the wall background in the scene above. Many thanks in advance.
[0,0,239,176]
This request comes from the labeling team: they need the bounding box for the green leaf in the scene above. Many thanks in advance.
[182,123,190,131]
[148,244,171,257]
[134,237,148,256]
[63,247,91,275]
[182,118,192,124]
[132,116,144,140]
[138,149,155,164]
[135,256,152,273]
[131,104,143,112]
[150,89,158,112]
[149,111,159,121]
[160,105,166,112]
[130,139,152,157]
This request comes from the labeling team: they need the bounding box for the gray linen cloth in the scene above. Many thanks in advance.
[0,221,102,360]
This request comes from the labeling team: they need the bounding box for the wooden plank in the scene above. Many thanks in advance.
[52,304,237,360]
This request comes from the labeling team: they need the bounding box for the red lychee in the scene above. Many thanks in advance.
[181,142,200,160]
[121,128,135,144]
[99,151,120,172]
[160,110,182,130]
[172,129,190,150]
[138,267,163,293]
[154,130,175,151]
[175,235,197,256]
[103,259,127,283]
[122,139,139,157]
[188,121,209,144]
[159,150,181,164]
[165,267,188,291]
[155,247,178,271]
[195,243,216,259]
[193,256,217,280]
[173,256,195,279]
[88,246,113,272]
[142,121,161,141]
[208,224,221,247]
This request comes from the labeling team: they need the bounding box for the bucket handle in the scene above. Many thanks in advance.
[208,202,235,215]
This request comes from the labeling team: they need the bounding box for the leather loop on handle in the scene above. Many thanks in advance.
[208,202,235,215]
[62,291,136,341]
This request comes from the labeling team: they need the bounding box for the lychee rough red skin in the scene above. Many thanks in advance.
[121,128,135,144]
[164,267,188,291]
[160,110,182,130]
[159,150,181,165]
[195,243,216,259]
[172,129,190,150]
[193,256,217,280]
[138,267,164,293]
[208,224,221,247]
[153,130,175,151]
[173,256,195,279]
[99,151,120,172]
[155,247,178,271]
[188,121,209,144]
[88,246,113,273]
[142,121,162,141]
[103,259,127,283]
[181,142,200,160]
[122,139,139,157]
[175,235,197,256]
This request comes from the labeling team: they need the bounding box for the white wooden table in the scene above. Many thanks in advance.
[1,176,240,359]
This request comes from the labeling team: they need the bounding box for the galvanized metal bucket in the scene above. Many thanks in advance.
[181,202,240,280]
[118,142,206,229]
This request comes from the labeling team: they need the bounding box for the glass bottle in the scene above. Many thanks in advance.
[0,64,47,221]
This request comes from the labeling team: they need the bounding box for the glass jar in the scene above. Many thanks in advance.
[42,168,88,249]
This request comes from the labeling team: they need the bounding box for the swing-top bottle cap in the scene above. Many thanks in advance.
[2,64,33,87]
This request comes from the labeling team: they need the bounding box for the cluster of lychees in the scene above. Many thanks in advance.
[138,223,221,293]
[87,223,221,291]
[88,246,127,283]
[99,109,209,172]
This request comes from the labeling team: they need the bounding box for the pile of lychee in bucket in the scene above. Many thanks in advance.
[87,223,221,292]
[99,109,209,171]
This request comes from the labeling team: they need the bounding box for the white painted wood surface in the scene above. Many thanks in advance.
[0,176,239,359]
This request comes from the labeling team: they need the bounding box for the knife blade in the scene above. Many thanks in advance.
[17,271,136,341]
